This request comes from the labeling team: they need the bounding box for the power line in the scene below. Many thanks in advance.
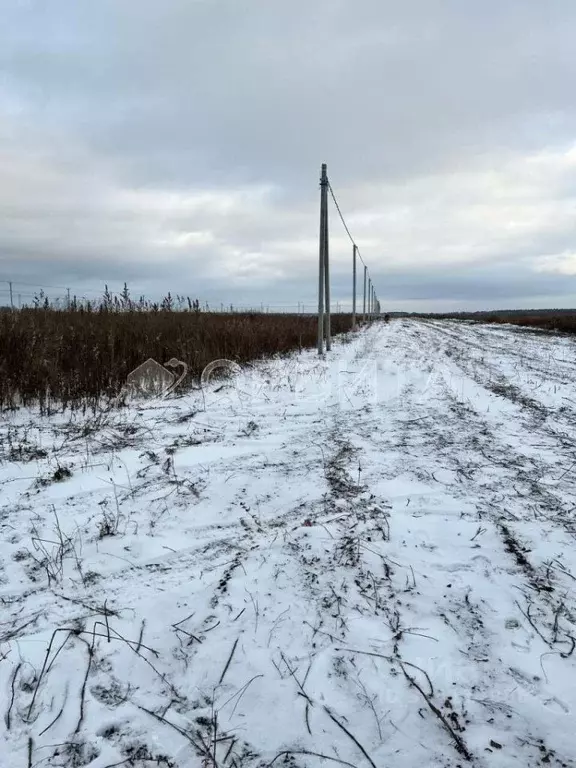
[0,279,70,291]
[327,181,367,268]
[328,183,355,248]
[322,169,382,329]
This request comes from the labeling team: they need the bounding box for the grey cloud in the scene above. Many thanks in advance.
[6,0,576,188]
[2,0,576,309]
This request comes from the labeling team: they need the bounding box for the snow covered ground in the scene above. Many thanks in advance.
[1,319,576,768]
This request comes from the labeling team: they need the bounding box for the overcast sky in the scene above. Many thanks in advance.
[1,0,576,311]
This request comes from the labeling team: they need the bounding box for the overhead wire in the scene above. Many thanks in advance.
[327,182,367,267]
[326,178,380,313]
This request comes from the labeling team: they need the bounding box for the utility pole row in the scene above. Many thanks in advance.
[317,163,383,354]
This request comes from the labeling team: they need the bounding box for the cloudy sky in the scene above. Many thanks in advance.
[1,0,576,311]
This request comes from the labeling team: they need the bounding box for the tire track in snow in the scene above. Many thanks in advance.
[387,320,576,766]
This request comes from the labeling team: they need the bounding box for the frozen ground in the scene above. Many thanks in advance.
[1,319,576,768]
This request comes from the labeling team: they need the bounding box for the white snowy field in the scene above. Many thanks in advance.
[1,319,576,768]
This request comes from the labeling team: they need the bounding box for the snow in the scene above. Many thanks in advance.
[1,319,576,767]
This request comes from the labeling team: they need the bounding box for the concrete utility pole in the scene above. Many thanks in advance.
[8,281,13,310]
[352,244,357,328]
[368,278,372,321]
[317,163,328,354]
[323,166,331,351]
[363,266,367,323]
